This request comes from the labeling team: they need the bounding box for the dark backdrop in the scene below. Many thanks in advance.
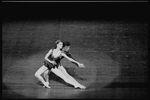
[2,2,148,99]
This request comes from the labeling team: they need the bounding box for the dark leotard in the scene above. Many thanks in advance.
[43,49,75,70]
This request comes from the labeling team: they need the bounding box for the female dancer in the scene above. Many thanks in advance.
[43,41,86,89]
[35,40,85,89]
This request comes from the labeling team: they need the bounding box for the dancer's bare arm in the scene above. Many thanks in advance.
[61,53,85,68]
[45,49,56,65]
[66,53,83,67]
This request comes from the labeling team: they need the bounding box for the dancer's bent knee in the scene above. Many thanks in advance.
[35,72,38,77]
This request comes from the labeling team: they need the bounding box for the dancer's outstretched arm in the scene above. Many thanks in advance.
[66,52,85,68]
[61,53,85,68]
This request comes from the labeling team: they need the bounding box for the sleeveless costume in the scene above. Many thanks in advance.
[43,49,74,70]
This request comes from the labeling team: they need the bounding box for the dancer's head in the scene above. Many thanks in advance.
[62,41,71,52]
[55,40,63,49]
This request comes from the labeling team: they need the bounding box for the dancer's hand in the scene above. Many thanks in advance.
[51,61,57,65]
[78,63,85,68]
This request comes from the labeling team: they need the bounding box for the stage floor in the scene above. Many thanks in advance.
[2,48,147,99]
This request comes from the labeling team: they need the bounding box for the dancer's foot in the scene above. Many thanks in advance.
[74,85,86,89]
[80,85,86,89]
[45,82,50,86]
[43,82,51,88]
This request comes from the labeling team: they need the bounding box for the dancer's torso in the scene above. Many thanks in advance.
[45,49,72,69]
[47,49,63,65]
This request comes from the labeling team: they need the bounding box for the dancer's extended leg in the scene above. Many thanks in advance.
[58,66,86,89]
[51,67,79,88]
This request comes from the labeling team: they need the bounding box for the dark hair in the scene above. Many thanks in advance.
[55,40,61,44]
[63,41,71,47]
[54,40,62,49]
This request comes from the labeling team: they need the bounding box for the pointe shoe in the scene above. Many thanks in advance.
[45,82,50,86]
[43,82,51,88]
[74,85,86,89]
[79,85,86,89]
[43,86,51,88]
[43,85,51,88]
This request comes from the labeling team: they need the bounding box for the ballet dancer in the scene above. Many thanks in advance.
[43,41,86,89]
[35,40,85,89]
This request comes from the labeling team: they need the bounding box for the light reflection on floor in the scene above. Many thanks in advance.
[2,48,119,99]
